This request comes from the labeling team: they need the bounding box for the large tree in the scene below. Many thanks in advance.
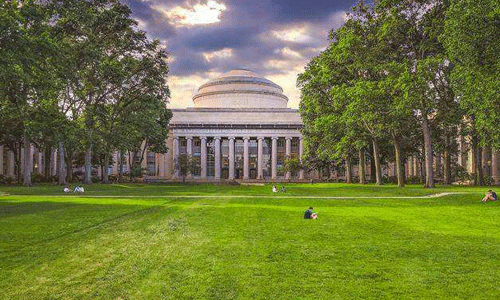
[0,0,61,185]
[52,0,171,184]
[443,0,500,184]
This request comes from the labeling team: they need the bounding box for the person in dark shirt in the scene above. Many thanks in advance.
[304,207,314,219]
[482,190,498,203]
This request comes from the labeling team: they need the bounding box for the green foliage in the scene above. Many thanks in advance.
[0,0,172,185]
[176,154,199,181]
[443,0,500,149]
[298,0,469,188]
[130,166,144,179]
[280,156,302,175]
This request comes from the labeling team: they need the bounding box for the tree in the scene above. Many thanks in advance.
[0,0,61,185]
[176,154,198,182]
[374,0,454,187]
[52,0,171,184]
[281,157,302,180]
[443,0,500,148]
[442,0,500,185]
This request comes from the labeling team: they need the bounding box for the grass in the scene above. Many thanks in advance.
[0,183,499,299]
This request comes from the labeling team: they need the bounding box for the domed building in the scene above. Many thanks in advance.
[164,69,304,181]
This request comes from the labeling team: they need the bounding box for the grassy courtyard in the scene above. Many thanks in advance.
[1,183,499,299]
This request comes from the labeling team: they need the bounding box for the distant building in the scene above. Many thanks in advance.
[164,69,304,181]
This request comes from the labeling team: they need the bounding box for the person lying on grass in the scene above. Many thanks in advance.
[304,207,318,219]
[482,190,497,203]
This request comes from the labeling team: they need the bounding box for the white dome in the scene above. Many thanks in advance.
[193,69,289,108]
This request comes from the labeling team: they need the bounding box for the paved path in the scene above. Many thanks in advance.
[1,192,474,199]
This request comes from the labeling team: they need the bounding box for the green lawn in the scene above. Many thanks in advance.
[1,183,499,299]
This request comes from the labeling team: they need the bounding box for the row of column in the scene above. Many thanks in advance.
[0,145,52,177]
[173,136,304,181]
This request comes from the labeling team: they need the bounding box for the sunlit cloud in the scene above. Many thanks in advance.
[153,0,227,27]
[168,71,224,107]
[271,26,314,44]
[274,47,303,59]
[267,64,307,109]
[266,59,289,69]
[203,48,233,62]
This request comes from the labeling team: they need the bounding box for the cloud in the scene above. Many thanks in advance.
[124,0,356,108]
[152,0,227,27]
[270,26,315,44]
[203,48,234,62]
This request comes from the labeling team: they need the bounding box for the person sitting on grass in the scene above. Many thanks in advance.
[482,190,497,203]
[74,186,85,193]
[304,207,317,219]
[280,186,286,193]
[63,185,70,193]
[272,185,278,193]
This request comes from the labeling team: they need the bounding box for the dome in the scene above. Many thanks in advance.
[193,69,289,108]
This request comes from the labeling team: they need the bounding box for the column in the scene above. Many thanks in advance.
[186,136,193,178]
[141,140,147,171]
[228,137,235,180]
[20,148,24,175]
[408,156,414,177]
[112,152,118,175]
[257,137,264,179]
[483,147,491,180]
[0,145,3,175]
[173,137,179,178]
[29,145,34,173]
[285,137,292,180]
[243,136,250,180]
[492,150,500,183]
[271,137,278,180]
[414,157,419,178]
[51,149,57,176]
[214,136,221,180]
[299,138,304,180]
[37,150,43,174]
[7,150,15,177]
[200,137,207,179]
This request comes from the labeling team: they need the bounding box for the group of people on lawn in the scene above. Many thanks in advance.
[272,185,286,193]
[63,185,85,193]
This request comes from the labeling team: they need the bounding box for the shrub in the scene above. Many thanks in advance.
[31,173,46,183]
[108,174,118,183]
[73,171,84,181]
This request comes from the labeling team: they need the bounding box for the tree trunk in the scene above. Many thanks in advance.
[44,147,51,180]
[23,141,32,186]
[422,115,434,188]
[443,146,451,185]
[103,154,110,183]
[359,149,366,184]
[391,132,405,187]
[84,144,92,184]
[345,154,352,183]
[476,146,484,186]
[372,139,383,185]
[119,151,123,181]
[483,147,491,184]
[58,142,66,185]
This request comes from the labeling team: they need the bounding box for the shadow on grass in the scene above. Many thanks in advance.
[0,200,180,254]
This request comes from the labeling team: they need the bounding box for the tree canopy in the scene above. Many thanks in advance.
[0,0,171,185]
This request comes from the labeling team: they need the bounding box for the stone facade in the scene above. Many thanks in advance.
[165,69,305,181]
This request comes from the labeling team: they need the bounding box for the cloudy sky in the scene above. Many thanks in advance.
[122,0,359,108]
